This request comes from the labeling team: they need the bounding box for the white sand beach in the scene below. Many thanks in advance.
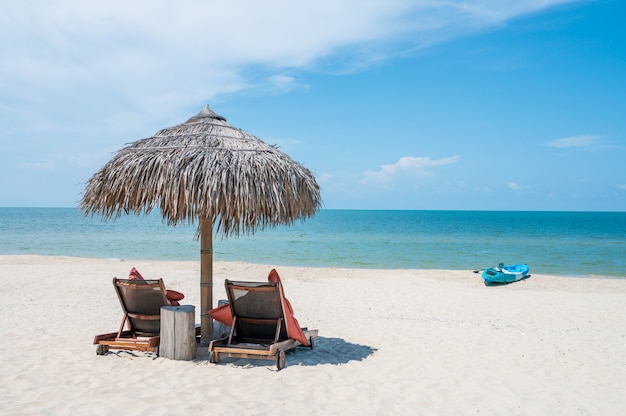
[1,255,625,415]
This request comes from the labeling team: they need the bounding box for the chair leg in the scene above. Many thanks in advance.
[96,344,109,355]
[276,350,286,370]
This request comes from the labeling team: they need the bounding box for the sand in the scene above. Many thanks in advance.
[1,255,625,415]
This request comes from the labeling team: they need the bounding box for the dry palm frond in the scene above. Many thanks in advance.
[81,105,321,236]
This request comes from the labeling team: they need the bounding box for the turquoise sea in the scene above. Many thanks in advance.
[1,208,625,278]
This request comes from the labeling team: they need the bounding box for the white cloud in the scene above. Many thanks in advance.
[317,173,334,186]
[507,182,522,191]
[266,75,302,94]
[545,135,602,148]
[363,155,460,186]
[0,0,581,123]
[0,0,584,206]
[616,184,626,191]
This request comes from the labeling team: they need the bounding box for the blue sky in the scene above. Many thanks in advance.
[1,0,624,211]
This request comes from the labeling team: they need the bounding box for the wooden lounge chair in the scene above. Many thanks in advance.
[208,279,318,370]
[93,278,170,355]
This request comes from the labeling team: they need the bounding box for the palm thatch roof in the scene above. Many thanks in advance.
[80,105,321,235]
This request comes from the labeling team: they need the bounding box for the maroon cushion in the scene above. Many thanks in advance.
[209,303,233,326]
[166,289,185,302]
[128,267,144,280]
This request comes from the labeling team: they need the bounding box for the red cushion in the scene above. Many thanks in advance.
[209,303,233,326]
[268,269,309,346]
[166,289,185,302]
[128,267,144,280]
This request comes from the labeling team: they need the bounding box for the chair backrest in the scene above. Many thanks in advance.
[225,280,288,342]
[113,278,169,335]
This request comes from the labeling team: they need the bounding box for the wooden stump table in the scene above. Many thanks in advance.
[160,305,196,360]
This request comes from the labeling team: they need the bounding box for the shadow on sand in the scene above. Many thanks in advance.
[194,336,376,368]
[287,336,376,366]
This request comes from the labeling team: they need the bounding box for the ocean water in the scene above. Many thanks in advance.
[1,208,625,278]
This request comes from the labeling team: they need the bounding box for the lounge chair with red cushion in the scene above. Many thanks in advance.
[208,274,318,370]
[93,278,172,355]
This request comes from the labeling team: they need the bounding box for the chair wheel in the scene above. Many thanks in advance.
[96,344,108,355]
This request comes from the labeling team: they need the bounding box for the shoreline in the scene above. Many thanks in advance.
[1,255,625,414]
[2,254,623,280]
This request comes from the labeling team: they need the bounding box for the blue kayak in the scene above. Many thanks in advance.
[482,263,529,285]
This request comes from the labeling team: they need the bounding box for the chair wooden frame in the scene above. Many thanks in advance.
[93,278,169,355]
[208,280,317,370]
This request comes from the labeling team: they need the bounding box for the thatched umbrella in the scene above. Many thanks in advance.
[81,104,321,345]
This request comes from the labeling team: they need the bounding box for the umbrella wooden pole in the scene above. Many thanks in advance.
[200,218,213,346]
